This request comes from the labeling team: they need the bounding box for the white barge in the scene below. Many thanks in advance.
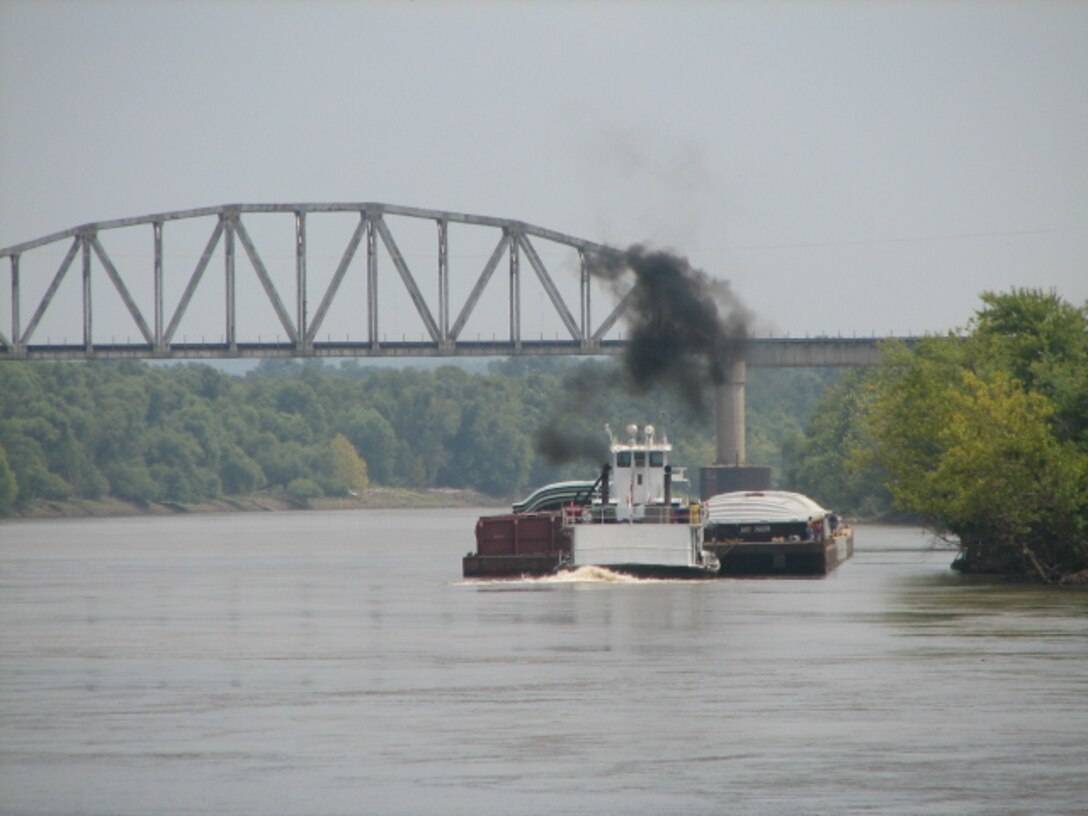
[703,490,854,576]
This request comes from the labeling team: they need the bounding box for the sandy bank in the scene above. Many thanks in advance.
[8,487,504,520]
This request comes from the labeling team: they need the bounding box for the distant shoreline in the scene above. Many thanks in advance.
[4,488,505,521]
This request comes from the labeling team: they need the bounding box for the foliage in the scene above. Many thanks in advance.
[103,459,158,503]
[328,433,368,494]
[864,289,1088,582]
[0,356,837,515]
[782,368,895,518]
[286,477,324,505]
[748,368,839,480]
[972,289,1088,446]
[0,443,16,513]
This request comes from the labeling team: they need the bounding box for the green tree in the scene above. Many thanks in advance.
[105,459,159,503]
[286,477,323,506]
[330,433,368,493]
[0,425,72,503]
[250,435,309,489]
[972,288,1088,445]
[342,406,398,484]
[219,445,266,495]
[144,428,220,502]
[932,371,1085,578]
[865,292,1088,582]
[0,443,17,514]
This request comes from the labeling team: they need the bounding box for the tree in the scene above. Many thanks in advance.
[105,459,159,503]
[0,425,71,503]
[455,397,532,496]
[329,433,368,493]
[144,428,220,502]
[218,445,265,495]
[865,292,1088,582]
[250,436,309,489]
[929,371,1086,579]
[972,289,1088,446]
[342,406,398,484]
[865,337,967,511]
[0,443,17,514]
[286,477,323,506]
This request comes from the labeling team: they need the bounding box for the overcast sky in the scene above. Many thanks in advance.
[1,0,1085,342]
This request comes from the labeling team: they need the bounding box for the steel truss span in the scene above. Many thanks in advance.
[0,203,624,361]
[0,202,902,366]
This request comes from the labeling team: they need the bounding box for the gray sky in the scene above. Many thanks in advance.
[2,0,1086,342]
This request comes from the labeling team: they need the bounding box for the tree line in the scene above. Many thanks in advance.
[0,354,834,516]
[787,289,1088,583]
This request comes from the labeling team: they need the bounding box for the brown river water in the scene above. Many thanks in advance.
[1,510,1086,815]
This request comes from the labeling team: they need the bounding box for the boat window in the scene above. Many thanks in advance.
[616,451,631,467]
[634,452,646,467]
[649,451,664,467]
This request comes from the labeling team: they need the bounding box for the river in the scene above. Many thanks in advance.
[1,510,1086,815]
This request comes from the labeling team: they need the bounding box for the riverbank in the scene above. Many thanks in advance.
[5,487,504,520]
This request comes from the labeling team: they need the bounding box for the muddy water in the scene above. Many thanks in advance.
[2,512,1086,815]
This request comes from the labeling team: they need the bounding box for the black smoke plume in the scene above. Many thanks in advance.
[534,420,611,466]
[534,244,752,464]
[534,363,620,464]
[588,244,752,413]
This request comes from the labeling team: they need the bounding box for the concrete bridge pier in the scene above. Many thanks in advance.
[700,357,772,499]
[715,358,746,466]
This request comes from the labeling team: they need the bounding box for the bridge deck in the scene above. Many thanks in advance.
[0,336,905,366]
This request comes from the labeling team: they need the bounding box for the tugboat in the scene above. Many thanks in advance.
[463,423,719,579]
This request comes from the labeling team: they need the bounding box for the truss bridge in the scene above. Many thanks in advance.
[0,203,904,366]
[0,203,637,361]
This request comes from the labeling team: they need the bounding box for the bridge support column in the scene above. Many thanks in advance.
[715,358,746,466]
[700,357,772,499]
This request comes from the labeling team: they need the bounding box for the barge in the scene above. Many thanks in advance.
[704,490,854,576]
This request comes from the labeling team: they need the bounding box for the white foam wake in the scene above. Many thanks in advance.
[457,565,643,586]
[535,565,641,584]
